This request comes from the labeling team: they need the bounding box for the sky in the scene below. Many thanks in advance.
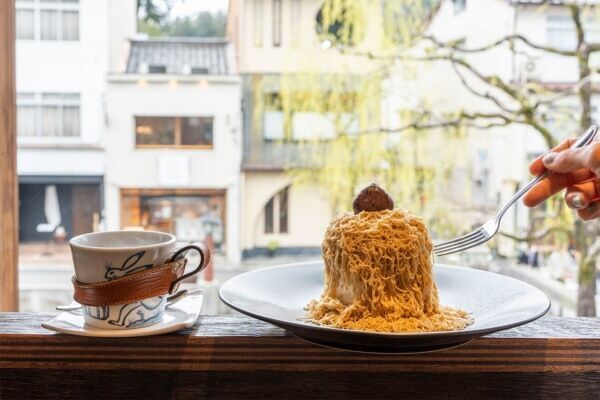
[169,0,229,18]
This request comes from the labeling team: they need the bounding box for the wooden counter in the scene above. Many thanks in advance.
[1,314,599,399]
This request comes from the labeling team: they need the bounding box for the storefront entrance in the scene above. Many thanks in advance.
[19,176,103,242]
[120,188,226,252]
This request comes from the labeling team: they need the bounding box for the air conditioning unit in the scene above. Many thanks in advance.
[520,57,540,82]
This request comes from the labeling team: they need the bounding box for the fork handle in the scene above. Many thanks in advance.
[496,125,598,220]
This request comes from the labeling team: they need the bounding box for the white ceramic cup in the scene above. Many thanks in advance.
[69,231,177,330]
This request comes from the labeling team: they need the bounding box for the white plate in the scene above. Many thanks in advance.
[42,291,203,338]
[219,262,551,353]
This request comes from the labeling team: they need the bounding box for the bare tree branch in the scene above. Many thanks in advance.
[450,62,520,114]
[499,225,572,243]
[423,34,577,57]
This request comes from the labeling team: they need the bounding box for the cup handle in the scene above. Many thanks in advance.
[167,242,211,295]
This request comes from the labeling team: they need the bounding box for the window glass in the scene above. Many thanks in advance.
[62,106,80,137]
[181,117,213,146]
[16,9,34,40]
[135,117,176,146]
[62,10,79,41]
[148,65,167,74]
[17,93,80,138]
[17,106,37,137]
[41,10,59,40]
[546,15,600,50]
[41,106,61,136]
[264,197,274,233]
[453,0,466,14]
[135,117,213,147]
[279,187,288,233]
[121,191,226,251]
[263,111,285,140]
[253,0,263,46]
[290,0,301,46]
[16,1,79,41]
[272,0,282,47]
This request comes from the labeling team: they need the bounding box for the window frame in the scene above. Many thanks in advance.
[263,186,289,235]
[15,0,79,42]
[16,92,81,140]
[134,115,215,150]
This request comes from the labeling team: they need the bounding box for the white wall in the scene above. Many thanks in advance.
[107,0,137,73]
[236,0,380,74]
[241,171,332,251]
[16,0,115,176]
[105,75,242,263]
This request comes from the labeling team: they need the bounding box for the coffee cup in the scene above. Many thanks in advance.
[69,230,208,329]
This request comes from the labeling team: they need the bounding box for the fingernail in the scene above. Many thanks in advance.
[571,193,585,209]
[543,152,556,164]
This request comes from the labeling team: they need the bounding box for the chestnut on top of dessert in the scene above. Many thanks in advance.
[352,183,394,214]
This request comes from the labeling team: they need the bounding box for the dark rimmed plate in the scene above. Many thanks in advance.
[219,262,550,353]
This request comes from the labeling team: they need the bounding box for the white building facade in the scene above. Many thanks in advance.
[406,0,596,255]
[15,0,136,242]
[104,38,242,263]
[228,0,383,258]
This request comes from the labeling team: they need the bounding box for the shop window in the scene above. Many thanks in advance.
[120,189,226,252]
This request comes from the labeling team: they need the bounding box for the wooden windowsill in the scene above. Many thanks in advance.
[1,314,599,398]
[135,144,214,150]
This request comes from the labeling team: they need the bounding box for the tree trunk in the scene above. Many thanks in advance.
[574,220,596,316]
[571,4,596,316]
[577,257,597,316]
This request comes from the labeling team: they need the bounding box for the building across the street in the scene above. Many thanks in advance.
[228,0,383,258]
[15,0,133,242]
[104,36,242,263]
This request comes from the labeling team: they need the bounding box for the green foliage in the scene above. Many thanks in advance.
[382,0,438,47]
[137,0,172,24]
[164,12,227,38]
[316,0,366,46]
[137,1,227,38]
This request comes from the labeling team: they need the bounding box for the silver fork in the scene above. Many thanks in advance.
[434,125,599,257]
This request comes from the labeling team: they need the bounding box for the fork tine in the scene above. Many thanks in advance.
[434,229,485,250]
[434,231,486,255]
[435,237,489,256]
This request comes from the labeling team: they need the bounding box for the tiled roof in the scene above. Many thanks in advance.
[126,38,231,75]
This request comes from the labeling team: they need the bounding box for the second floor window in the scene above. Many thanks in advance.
[253,0,263,47]
[135,116,214,148]
[546,15,600,51]
[272,0,282,47]
[453,0,466,14]
[16,0,79,41]
[17,92,80,138]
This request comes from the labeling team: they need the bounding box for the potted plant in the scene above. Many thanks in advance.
[267,240,279,258]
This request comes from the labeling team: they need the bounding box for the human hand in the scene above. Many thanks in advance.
[523,137,600,220]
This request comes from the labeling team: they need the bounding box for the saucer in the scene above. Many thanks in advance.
[42,290,204,338]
